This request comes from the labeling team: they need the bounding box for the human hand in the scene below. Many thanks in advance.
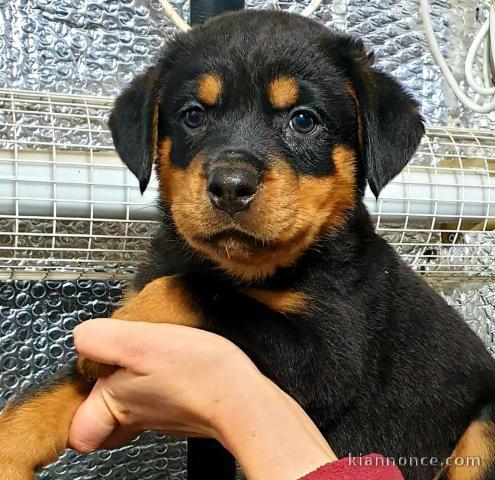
[69,319,336,479]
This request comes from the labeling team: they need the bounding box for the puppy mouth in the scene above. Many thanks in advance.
[195,228,279,250]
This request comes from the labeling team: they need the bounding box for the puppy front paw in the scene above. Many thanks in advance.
[77,356,116,380]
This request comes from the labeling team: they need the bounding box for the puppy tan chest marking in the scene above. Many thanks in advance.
[244,288,309,314]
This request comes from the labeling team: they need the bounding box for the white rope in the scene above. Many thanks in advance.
[158,0,324,31]
[420,0,495,113]
[159,0,191,32]
[301,0,324,17]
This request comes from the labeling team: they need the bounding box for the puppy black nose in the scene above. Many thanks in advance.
[207,164,259,214]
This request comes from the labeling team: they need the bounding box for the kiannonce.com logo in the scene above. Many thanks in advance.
[347,454,481,468]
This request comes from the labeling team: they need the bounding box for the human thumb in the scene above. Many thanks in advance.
[68,377,119,453]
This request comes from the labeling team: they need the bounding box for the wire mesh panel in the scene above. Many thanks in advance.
[1,88,494,283]
[373,127,495,282]
[0,88,158,280]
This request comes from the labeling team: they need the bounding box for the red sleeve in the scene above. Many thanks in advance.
[299,454,404,480]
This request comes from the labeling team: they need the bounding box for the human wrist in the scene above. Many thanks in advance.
[205,358,269,443]
[214,374,336,480]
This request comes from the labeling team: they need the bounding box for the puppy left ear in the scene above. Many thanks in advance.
[344,39,425,197]
[359,70,425,197]
[108,65,161,193]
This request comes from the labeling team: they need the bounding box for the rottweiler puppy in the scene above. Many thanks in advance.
[1,10,495,480]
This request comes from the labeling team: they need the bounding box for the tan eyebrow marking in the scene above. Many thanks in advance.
[268,76,299,109]
[197,73,222,106]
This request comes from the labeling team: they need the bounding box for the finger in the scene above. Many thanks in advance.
[68,378,119,453]
[74,319,158,368]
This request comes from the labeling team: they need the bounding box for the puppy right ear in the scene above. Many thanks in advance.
[330,35,424,197]
[108,66,161,193]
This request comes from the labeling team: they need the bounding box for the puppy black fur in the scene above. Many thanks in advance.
[107,10,495,480]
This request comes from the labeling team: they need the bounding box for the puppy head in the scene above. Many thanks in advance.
[109,11,424,281]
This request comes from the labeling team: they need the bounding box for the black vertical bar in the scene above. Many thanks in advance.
[187,437,236,479]
[190,0,245,25]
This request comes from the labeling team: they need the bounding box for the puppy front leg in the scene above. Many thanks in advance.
[0,374,90,480]
[77,275,201,379]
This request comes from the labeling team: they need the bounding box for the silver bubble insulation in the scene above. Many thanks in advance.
[0,1,494,479]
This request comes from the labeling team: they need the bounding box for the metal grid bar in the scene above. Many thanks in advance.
[1,88,494,282]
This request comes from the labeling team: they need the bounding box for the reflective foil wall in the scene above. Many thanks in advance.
[1,1,494,479]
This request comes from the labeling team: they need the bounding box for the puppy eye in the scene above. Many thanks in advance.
[289,111,316,134]
[183,107,206,128]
